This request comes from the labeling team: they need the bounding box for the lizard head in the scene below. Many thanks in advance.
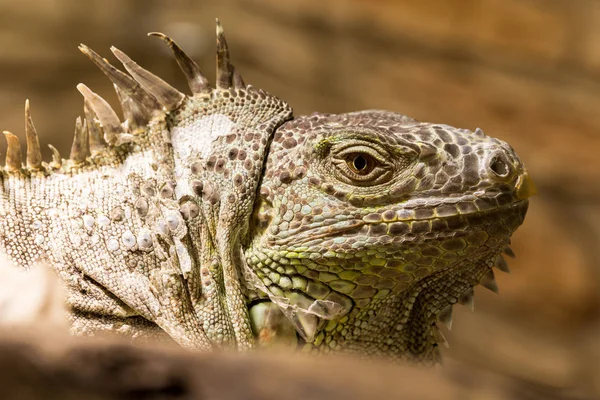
[246,110,533,360]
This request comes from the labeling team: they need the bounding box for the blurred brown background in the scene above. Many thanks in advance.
[0,0,598,397]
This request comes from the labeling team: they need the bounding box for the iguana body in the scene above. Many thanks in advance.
[0,21,534,362]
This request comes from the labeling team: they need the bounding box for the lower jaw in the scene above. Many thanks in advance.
[245,201,528,358]
[248,244,507,362]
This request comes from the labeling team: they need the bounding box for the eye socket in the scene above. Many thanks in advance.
[333,145,392,186]
[346,153,376,175]
[326,141,411,187]
[316,134,419,190]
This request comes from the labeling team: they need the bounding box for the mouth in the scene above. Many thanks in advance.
[267,170,535,248]
[271,196,530,249]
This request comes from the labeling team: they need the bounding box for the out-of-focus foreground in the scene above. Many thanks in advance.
[0,0,598,398]
[0,255,592,400]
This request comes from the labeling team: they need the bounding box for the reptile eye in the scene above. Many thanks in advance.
[327,142,400,187]
[346,153,376,175]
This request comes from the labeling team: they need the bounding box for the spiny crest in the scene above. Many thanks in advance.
[69,117,89,164]
[3,131,22,172]
[110,47,185,111]
[1,19,244,175]
[2,101,42,173]
[83,99,108,154]
[25,100,42,170]
[77,83,120,145]
[434,252,514,347]
[148,32,211,93]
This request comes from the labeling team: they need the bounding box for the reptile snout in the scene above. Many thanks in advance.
[487,152,512,179]
[483,147,536,200]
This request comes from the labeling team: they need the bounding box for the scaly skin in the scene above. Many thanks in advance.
[0,22,533,362]
[246,111,531,361]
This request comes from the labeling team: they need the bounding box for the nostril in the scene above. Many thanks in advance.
[489,156,510,177]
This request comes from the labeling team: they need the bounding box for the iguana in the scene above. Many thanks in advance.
[0,20,534,362]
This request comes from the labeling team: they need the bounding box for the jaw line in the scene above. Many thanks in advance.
[269,199,528,249]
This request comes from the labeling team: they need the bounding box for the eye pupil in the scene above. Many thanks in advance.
[345,153,377,177]
[353,155,367,171]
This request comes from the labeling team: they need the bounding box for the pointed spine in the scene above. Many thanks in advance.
[148,32,211,94]
[47,144,62,169]
[69,117,89,164]
[24,100,42,170]
[494,255,511,273]
[437,305,453,330]
[433,325,449,349]
[3,131,22,172]
[216,19,234,88]
[503,246,516,259]
[458,288,475,311]
[77,83,120,144]
[112,83,152,131]
[111,47,185,111]
[232,66,246,88]
[480,269,499,293]
[83,99,107,154]
[78,44,161,114]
